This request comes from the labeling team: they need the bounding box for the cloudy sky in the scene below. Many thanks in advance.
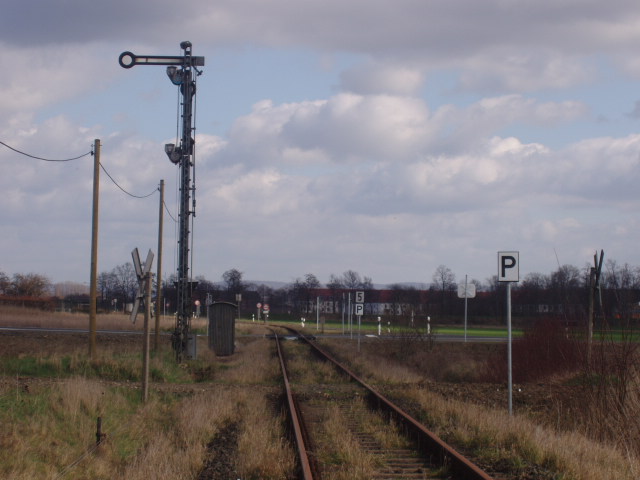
[2,0,640,288]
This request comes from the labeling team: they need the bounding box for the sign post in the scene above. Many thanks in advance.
[498,251,519,415]
[457,275,476,342]
[131,248,154,403]
[355,291,364,352]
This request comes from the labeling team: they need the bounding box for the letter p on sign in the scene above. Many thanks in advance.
[498,251,519,282]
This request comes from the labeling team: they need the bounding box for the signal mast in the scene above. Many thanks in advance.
[119,41,205,361]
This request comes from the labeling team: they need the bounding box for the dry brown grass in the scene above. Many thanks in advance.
[318,337,423,384]
[317,403,377,480]
[235,389,296,478]
[1,379,292,479]
[0,304,177,331]
[319,336,640,479]
[215,335,280,384]
[120,389,239,480]
[0,303,215,334]
[6,309,640,480]
[406,386,640,480]
[0,376,152,479]
[285,340,344,384]
[0,320,295,479]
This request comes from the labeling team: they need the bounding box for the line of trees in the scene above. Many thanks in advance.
[4,257,640,326]
[0,271,52,297]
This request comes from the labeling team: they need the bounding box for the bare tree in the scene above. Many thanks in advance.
[222,268,246,294]
[549,264,582,310]
[0,271,10,294]
[328,270,373,290]
[97,271,117,301]
[10,273,51,297]
[112,263,138,303]
[327,274,344,290]
[432,265,455,291]
[303,273,321,289]
[290,273,321,314]
[519,272,550,308]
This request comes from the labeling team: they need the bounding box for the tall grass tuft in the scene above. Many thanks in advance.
[236,390,296,478]
[579,335,640,455]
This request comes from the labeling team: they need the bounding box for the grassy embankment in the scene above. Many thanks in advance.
[0,307,294,479]
[3,306,640,479]
[318,333,640,480]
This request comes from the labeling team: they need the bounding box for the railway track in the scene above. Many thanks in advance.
[273,327,495,480]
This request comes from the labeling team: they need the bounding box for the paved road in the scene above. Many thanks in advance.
[0,326,506,343]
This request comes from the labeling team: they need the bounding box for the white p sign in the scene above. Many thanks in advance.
[498,251,519,282]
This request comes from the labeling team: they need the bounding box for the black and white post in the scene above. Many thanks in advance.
[355,291,364,352]
[498,251,519,416]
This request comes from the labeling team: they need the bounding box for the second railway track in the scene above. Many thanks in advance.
[272,327,495,480]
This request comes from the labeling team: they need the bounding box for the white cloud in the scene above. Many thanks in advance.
[3,0,640,285]
[0,43,116,114]
[339,62,425,96]
[456,50,594,92]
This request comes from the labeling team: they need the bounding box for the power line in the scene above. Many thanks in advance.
[163,199,177,223]
[99,162,157,199]
[0,140,92,162]
[1,140,159,200]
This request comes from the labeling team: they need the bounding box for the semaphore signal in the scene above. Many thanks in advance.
[119,41,205,362]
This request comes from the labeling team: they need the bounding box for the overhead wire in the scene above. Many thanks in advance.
[2,139,160,201]
[0,140,91,162]
[163,199,177,223]
[99,162,157,199]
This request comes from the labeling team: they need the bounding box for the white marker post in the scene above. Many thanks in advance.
[498,251,519,416]
[457,275,476,343]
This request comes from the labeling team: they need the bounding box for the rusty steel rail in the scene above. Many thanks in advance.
[280,326,495,480]
[274,333,315,480]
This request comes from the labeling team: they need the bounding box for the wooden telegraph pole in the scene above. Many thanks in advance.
[143,263,152,402]
[89,139,100,360]
[155,179,164,351]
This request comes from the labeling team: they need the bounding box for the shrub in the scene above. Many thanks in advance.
[482,317,581,383]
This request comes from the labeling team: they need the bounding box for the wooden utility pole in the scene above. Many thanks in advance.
[143,268,151,402]
[89,139,100,360]
[155,179,164,351]
[588,250,604,367]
